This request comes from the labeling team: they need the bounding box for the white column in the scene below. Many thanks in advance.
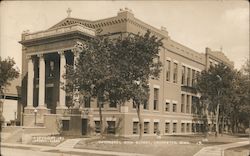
[38,54,46,108]
[57,51,67,109]
[26,55,34,109]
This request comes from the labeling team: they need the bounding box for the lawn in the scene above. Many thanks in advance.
[225,144,250,156]
[75,134,246,156]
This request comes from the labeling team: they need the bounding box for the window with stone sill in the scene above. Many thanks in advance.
[153,88,159,110]
[186,95,190,113]
[173,103,177,112]
[181,123,185,133]
[166,60,171,81]
[181,94,185,113]
[187,68,191,86]
[154,122,159,134]
[165,102,170,112]
[181,66,186,85]
[84,96,91,108]
[62,120,69,131]
[133,122,139,134]
[191,69,196,86]
[144,122,149,134]
[186,123,190,132]
[173,123,177,133]
[97,96,104,108]
[165,123,170,133]
[107,121,116,134]
[109,100,117,108]
[95,121,101,133]
[143,100,149,110]
[173,62,178,83]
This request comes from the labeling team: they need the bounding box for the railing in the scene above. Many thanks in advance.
[24,24,96,40]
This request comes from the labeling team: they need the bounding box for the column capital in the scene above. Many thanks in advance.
[58,50,65,56]
[37,54,44,58]
[72,49,79,56]
[26,55,32,60]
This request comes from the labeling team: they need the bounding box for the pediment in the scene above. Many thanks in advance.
[48,17,94,30]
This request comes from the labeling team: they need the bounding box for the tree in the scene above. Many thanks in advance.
[196,63,235,136]
[64,31,163,139]
[0,57,19,126]
[0,57,19,93]
[64,37,117,136]
[113,31,163,139]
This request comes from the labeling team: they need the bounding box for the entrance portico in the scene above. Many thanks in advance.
[20,22,96,126]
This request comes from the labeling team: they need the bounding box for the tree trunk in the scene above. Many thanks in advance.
[135,101,143,140]
[98,95,104,137]
[215,104,220,137]
[221,115,224,136]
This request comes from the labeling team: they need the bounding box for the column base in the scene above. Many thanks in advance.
[24,106,35,114]
[56,106,68,114]
[37,106,50,114]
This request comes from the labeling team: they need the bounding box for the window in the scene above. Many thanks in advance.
[109,100,117,108]
[153,88,159,110]
[181,66,186,85]
[165,123,170,133]
[186,123,190,132]
[173,123,177,133]
[165,102,170,112]
[192,70,196,86]
[49,60,55,77]
[192,96,199,114]
[173,63,178,83]
[62,120,69,131]
[97,96,104,108]
[133,122,139,134]
[152,56,160,80]
[107,121,116,134]
[196,124,200,133]
[187,68,191,86]
[181,94,185,113]
[144,122,149,134]
[173,103,177,112]
[144,100,149,110]
[186,95,190,113]
[192,123,195,133]
[154,122,159,134]
[84,96,91,108]
[95,121,101,133]
[166,60,171,81]
[181,123,185,133]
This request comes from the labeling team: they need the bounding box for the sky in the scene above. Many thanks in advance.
[0,1,249,72]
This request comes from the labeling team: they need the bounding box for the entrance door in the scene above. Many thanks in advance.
[81,119,88,135]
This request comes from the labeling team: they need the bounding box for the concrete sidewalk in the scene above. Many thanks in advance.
[2,142,151,156]
[194,141,249,156]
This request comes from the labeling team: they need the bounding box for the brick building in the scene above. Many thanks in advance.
[19,8,233,136]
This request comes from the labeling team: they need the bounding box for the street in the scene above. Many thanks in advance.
[1,147,108,156]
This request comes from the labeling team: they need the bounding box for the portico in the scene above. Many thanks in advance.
[24,51,70,114]
[20,20,96,127]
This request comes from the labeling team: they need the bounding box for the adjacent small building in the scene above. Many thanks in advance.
[0,78,21,126]
[19,8,234,137]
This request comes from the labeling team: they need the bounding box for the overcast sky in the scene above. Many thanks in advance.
[0,1,249,71]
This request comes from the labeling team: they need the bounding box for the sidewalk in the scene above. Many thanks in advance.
[2,142,151,156]
[194,141,249,156]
